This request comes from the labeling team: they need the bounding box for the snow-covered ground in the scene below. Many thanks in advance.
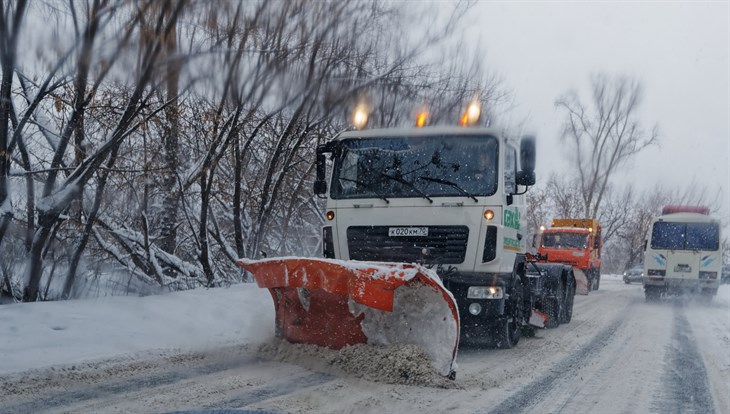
[0,284,274,375]
[1,277,728,414]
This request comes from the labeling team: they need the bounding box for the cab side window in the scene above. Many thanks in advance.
[504,147,517,195]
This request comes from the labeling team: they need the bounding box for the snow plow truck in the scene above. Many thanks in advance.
[536,218,602,295]
[238,106,576,378]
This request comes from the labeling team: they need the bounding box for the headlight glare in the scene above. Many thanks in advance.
[467,286,503,299]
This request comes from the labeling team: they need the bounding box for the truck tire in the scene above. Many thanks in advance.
[491,277,524,349]
[544,278,563,329]
[559,271,574,324]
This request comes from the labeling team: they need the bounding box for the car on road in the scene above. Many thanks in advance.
[623,266,644,284]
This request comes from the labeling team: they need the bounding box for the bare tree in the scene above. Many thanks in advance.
[555,74,658,219]
[544,174,585,219]
[1,0,506,300]
[22,0,185,301]
[0,0,28,246]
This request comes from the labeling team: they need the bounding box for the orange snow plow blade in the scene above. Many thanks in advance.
[237,257,460,377]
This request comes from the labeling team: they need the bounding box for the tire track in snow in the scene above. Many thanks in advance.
[653,304,715,414]
[481,313,626,414]
[0,354,261,414]
[204,372,334,410]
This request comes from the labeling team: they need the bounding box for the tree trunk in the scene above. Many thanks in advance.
[199,169,214,285]
[23,221,54,302]
[233,133,244,258]
[158,10,180,256]
[0,0,28,247]
[63,147,119,299]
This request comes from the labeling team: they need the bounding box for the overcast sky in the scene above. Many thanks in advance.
[461,1,729,224]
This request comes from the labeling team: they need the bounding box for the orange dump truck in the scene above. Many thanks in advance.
[537,218,602,294]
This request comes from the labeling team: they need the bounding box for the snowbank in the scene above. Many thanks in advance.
[0,284,274,375]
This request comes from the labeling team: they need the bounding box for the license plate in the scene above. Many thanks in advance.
[674,264,691,272]
[388,227,428,237]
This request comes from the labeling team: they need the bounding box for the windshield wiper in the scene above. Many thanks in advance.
[337,177,390,203]
[379,173,433,203]
[418,176,478,202]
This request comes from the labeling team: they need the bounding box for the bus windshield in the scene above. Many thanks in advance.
[650,221,720,251]
[330,135,498,199]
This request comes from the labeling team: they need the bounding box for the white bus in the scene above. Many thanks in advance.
[643,206,721,301]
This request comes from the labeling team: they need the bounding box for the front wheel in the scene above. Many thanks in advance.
[491,277,524,349]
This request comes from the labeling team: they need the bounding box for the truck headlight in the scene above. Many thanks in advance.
[467,286,503,299]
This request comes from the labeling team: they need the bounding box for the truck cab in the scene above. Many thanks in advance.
[319,126,527,276]
[537,219,602,291]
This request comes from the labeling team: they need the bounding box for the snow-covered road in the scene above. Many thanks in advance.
[1,277,728,413]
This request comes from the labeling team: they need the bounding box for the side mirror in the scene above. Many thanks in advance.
[516,170,535,186]
[520,135,536,172]
[313,150,327,195]
[517,136,536,186]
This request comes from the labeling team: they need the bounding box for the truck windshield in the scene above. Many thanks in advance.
[650,221,720,251]
[330,135,498,199]
[541,232,589,249]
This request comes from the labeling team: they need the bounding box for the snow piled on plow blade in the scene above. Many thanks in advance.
[237,257,460,377]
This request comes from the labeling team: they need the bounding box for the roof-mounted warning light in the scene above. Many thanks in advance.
[415,110,429,127]
[661,205,710,215]
[460,101,481,126]
[352,104,369,130]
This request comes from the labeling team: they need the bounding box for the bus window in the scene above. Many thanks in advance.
[685,223,719,250]
[650,221,719,251]
[650,222,685,250]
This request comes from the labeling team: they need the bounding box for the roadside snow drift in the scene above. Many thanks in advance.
[0,284,273,375]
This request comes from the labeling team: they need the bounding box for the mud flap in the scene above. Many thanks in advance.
[237,257,460,377]
[529,309,548,328]
[573,268,589,295]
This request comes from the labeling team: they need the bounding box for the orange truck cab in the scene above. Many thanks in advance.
[537,219,602,291]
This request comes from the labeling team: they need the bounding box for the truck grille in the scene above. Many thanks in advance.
[347,226,469,264]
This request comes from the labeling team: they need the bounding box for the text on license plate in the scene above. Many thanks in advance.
[388,227,428,237]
